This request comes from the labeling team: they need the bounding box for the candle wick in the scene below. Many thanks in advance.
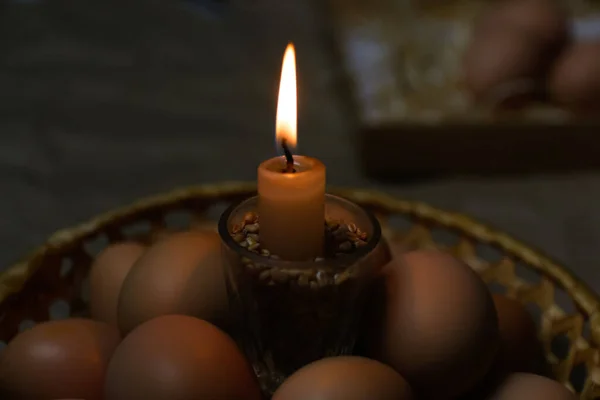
[281,139,296,173]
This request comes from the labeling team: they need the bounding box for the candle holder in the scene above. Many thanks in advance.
[218,194,391,396]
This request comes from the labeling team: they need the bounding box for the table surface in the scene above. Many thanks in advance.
[1,0,599,295]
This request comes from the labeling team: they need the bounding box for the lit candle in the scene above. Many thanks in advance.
[257,43,326,261]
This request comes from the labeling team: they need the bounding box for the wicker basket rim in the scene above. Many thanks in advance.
[1,181,599,342]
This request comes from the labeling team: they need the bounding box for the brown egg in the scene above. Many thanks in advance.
[474,0,569,49]
[463,29,545,106]
[486,373,576,400]
[465,0,569,106]
[548,41,600,114]
[365,250,499,398]
[0,318,120,400]
[117,230,228,335]
[89,242,146,326]
[104,315,261,400]
[493,294,546,374]
[273,356,413,400]
[461,295,546,400]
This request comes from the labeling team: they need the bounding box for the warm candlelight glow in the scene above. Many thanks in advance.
[258,42,325,260]
[276,42,297,149]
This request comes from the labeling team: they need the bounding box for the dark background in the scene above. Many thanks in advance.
[1,0,599,291]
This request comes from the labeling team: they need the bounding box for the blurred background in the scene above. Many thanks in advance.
[1,0,599,290]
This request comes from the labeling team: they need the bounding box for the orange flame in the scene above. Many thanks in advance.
[275,43,297,149]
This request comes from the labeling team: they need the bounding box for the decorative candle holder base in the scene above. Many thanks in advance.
[218,194,391,396]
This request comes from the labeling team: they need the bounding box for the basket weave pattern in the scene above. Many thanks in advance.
[0,183,599,398]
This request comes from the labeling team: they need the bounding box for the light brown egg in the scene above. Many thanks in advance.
[117,230,228,336]
[0,318,120,400]
[104,315,261,400]
[486,373,576,400]
[365,250,499,398]
[273,356,414,400]
[548,41,600,114]
[463,29,545,106]
[89,242,146,326]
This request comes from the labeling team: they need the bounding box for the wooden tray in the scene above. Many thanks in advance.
[326,0,600,177]
[1,183,600,398]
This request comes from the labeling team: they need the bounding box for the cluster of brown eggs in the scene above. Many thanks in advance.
[463,0,600,114]
[0,227,578,400]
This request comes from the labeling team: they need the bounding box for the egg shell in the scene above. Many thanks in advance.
[273,356,413,400]
[463,28,546,106]
[486,373,576,400]
[0,318,120,400]
[461,295,548,400]
[492,294,548,374]
[365,250,499,398]
[474,0,569,49]
[548,41,600,114]
[89,241,146,326]
[117,230,228,335]
[104,314,262,400]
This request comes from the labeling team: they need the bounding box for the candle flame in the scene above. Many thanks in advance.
[276,43,297,149]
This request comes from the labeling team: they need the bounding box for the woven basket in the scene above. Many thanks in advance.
[1,182,599,398]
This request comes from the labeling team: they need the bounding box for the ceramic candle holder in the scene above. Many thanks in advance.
[218,194,391,396]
